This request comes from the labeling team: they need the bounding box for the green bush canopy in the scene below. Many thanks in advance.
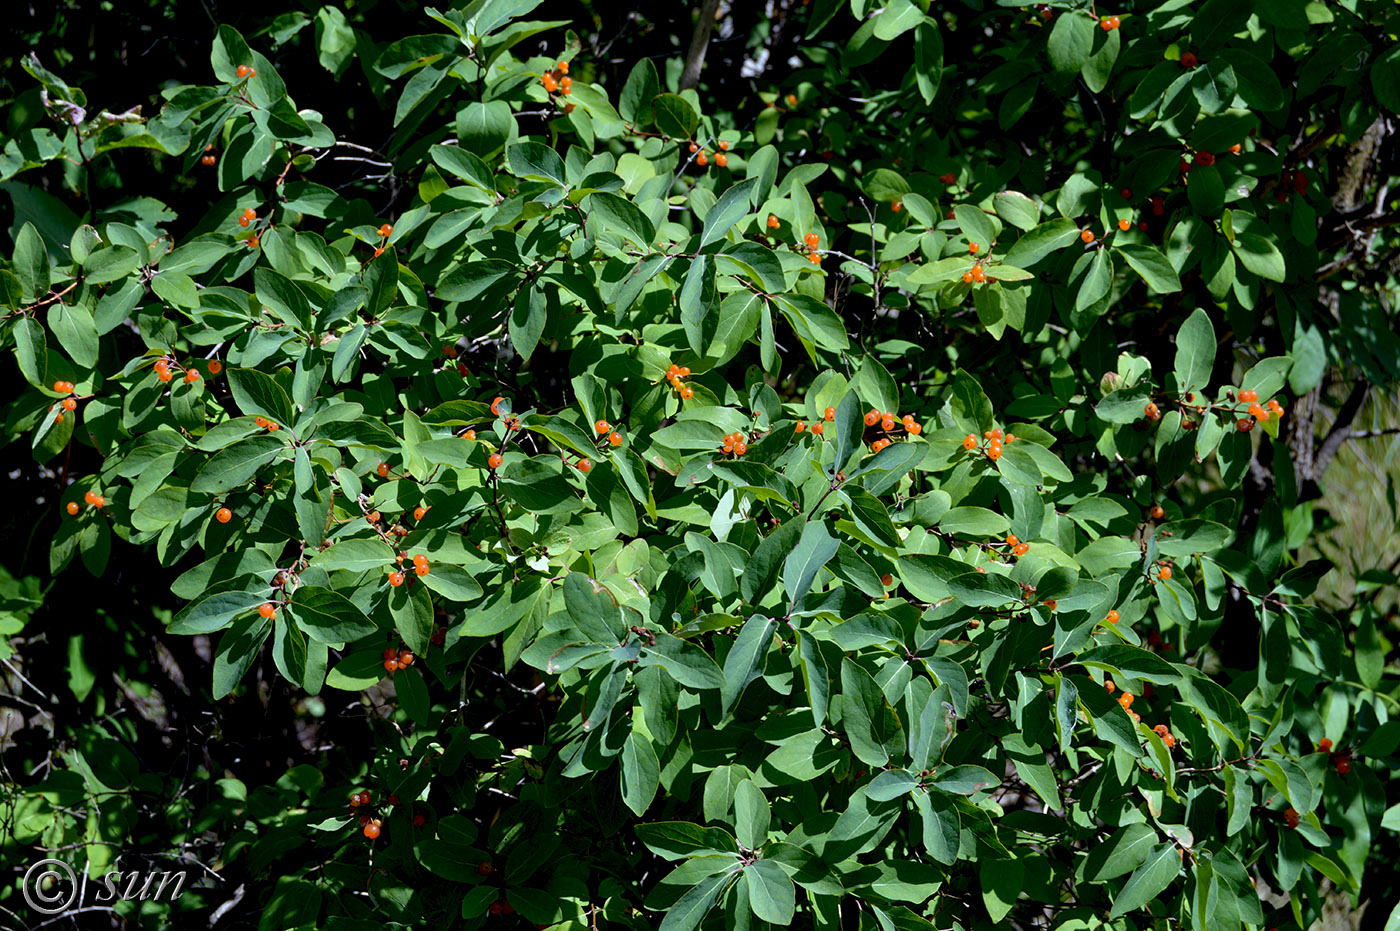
[2,0,1399,928]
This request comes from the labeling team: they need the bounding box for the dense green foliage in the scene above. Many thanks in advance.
[3,0,1400,928]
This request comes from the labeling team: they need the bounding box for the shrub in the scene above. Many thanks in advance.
[2,1,1399,928]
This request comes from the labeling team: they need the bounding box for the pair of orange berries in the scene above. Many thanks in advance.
[254,415,280,431]
[1006,534,1029,557]
[720,432,749,456]
[201,154,216,166]
[1144,401,1161,420]
[1152,723,1176,747]
[794,420,826,435]
[235,64,257,79]
[81,489,107,509]
[383,646,415,671]
[239,206,257,228]
[593,419,624,445]
[53,380,75,394]
[871,438,893,453]
[1099,15,1121,29]
[377,223,393,239]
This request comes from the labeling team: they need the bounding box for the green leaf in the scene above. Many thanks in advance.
[590,191,655,246]
[722,615,777,716]
[782,521,838,610]
[290,586,377,644]
[954,205,997,254]
[506,141,566,187]
[1047,12,1095,73]
[621,730,661,816]
[702,180,757,248]
[1173,307,1215,393]
[1118,244,1182,293]
[226,368,295,426]
[653,94,700,140]
[744,859,795,924]
[1002,218,1080,268]
[840,657,902,767]
[636,822,740,860]
[1108,844,1181,919]
[1231,232,1286,282]
[191,434,286,494]
[993,191,1040,231]
[13,222,50,301]
[732,780,771,849]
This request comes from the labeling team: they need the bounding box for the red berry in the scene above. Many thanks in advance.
[413,814,426,826]
[1180,51,1198,68]
[1317,738,1333,753]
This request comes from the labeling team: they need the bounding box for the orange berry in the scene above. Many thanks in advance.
[891,200,903,212]
[696,152,708,166]
[678,366,690,377]
[488,453,503,469]
[1044,600,1057,611]
[208,360,222,375]
[823,406,836,422]
[804,233,820,249]
[987,445,1002,461]
[379,224,393,238]
[267,421,279,431]
[1105,679,1116,693]
[577,458,592,473]
[185,369,200,384]
[367,511,380,524]
[1006,534,1019,547]
[786,93,798,106]
[239,216,250,228]
[969,242,980,254]
[216,507,232,524]
[795,421,806,433]
[1318,738,1333,753]
[811,422,824,435]
[1159,566,1173,580]
[962,272,974,284]
[963,434,977,450]
[246,235,259,249]
[236,65,250,78]
[594,419,610,434]
[679,386,694,399]
[415,564,429,577]
[734,442,748,455]
[398,650,415,666]
[1145,402,1160,419]
[389,572,404,587]
[715,152,728,168]
[1119,692,1134,708]
[1118,218,1131,231]
[259,603,276,619]
[908,423,922,435]
[62,398,76,411]
[414,507,427,521]
[491,396,504,414]
[557,60,569,74]
[66,502,80,515]
[1080,229,1095,243]
[609,432,623,447]
[881,573,894,587]
[864,409,880,426]
[1150,504,1164,519]
[718,140,729,151]
[1013,543,1029,557]
[543,74,558,92]
[377,462,389,477]
[880,413,895,432]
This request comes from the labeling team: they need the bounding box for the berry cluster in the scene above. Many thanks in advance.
[383,645,416,672]
[349,789,384,838]
[962,426,1015,460]
[1006,533,1029,558]
[862,407,921,453]
[235,64,257,80]
[153,358,200,385]
[1099,14,1121,30]
[201,144,216,167]
[689,138,730,169]
[665,364,694,399]
[1152,723,1176,748]
[801,231,822,266]
[541,60,572,97]
[961,263,986,285]
[719,431,749,457]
